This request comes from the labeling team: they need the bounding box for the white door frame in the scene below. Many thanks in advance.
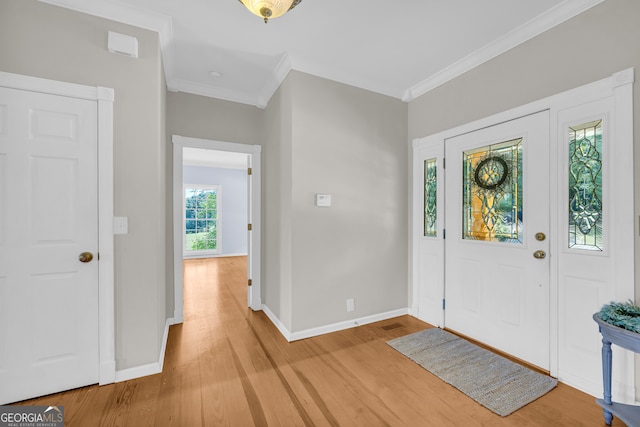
[172,135,262,322]
[411,68,634,395]
[0,71,116,385]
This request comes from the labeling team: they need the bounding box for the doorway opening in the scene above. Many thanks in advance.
[182,146,250,259]
[172,136,262,324]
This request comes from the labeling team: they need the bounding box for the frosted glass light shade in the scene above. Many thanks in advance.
[239,0,301,23]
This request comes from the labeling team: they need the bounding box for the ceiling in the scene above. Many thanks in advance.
[38,0,604,108]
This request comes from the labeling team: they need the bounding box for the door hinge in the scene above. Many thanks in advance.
[443,229,446,239]
[248,279,252,287]
[248,223,252,231]
[247,167,252,176]
[442,299,446,310]
[442,158,446,169]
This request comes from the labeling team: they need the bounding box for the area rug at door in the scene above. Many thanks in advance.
[387,328,557,416]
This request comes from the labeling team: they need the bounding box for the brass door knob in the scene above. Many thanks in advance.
[535,232,546,241]
[533,250,546,259]
[78,252,94,263]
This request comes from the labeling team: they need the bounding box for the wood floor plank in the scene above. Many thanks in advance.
[15,256,626,426]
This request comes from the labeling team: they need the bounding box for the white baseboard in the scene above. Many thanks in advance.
[289,308,409,341]
[114,317,174,383]
[561,372,636,404]
[115,361,162,383]
[408,304,418,317]
[183,253,248,260]
[99,360,116,385]
[261,304,409,342]
[261,304,292,341]
[158,317,174,372]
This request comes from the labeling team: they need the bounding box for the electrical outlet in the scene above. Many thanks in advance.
[346,298,355,312]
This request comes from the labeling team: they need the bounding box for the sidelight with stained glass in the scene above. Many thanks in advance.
[462,138,523,243]
[424,158,437,237]
[568,119,603,251]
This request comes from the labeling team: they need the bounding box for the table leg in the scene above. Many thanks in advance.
[602,336,613,425]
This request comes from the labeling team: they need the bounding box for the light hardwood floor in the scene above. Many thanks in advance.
[18,256,621,426]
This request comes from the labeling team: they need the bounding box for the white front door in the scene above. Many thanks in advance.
[444,111,550,370]
[0,86,99,404]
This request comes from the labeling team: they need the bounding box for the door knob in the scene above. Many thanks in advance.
[533,250,546,259]
[535,232,546,241]
[78,252,94,263]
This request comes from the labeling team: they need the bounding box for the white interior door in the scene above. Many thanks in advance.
[0,86,99,404]
[444,111,550,370]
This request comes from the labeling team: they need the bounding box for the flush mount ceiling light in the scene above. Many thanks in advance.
[238,0,301,23]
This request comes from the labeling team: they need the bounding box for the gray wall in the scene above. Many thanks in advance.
[407,0,640,311]
[263,75,294,329]
[165,91,263,318]
[183,166,248,256]
[166,92,263,144]
[284,71,409,332]
[0,0,168,370]
[168,72,409,335]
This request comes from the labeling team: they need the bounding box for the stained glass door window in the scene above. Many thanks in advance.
[462,138,523,243]
[568,119,603,251]
[424,158,437,237]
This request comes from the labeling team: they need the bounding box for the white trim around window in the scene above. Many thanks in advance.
[183,184,222,258]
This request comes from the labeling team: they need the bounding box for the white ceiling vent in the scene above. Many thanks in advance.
[107,31,138,58]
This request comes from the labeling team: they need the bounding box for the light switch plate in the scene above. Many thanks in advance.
[113,216,129,235]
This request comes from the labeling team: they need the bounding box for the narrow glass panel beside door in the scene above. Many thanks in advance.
[569,119,603,251]
[462,138,523,243]
[424,158,437,237]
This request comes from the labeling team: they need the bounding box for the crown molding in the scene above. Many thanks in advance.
[167,78,263,107]
[38,0,606,108]
[256,53,292,109]
[402,0,606,102]
[38,0,273,108]
[170,53,291,109]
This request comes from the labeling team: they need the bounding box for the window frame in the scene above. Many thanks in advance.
[183,184,222,257]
